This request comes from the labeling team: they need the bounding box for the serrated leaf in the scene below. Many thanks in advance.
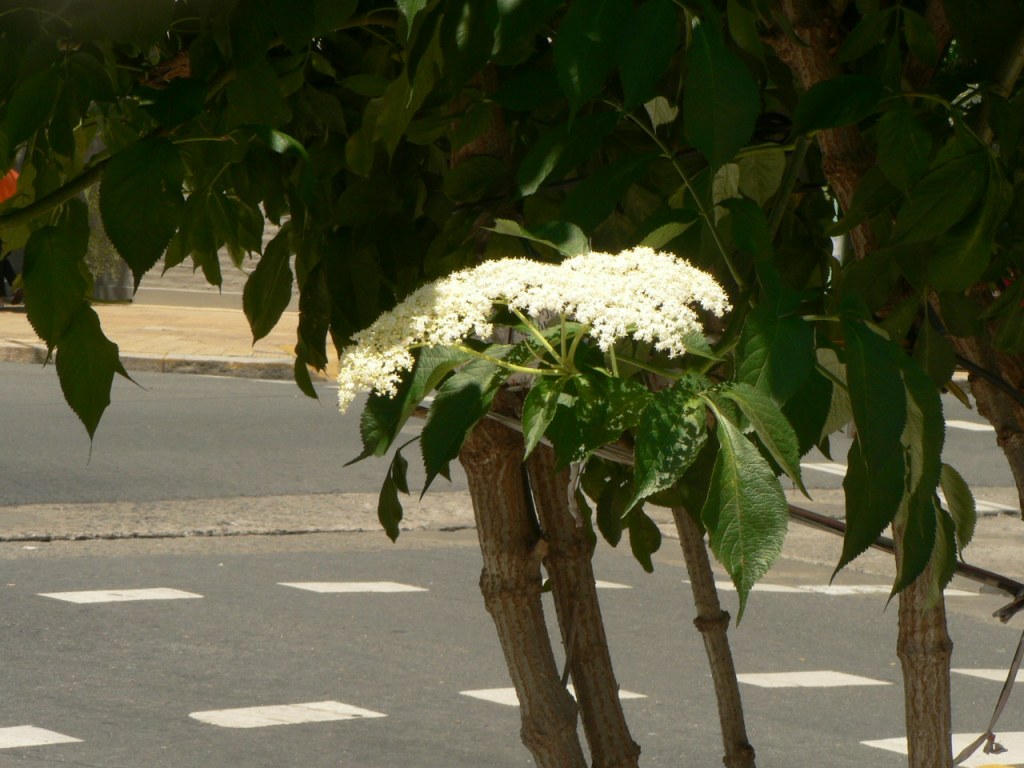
[638,209,698,249]
[793,75,884,135]
[736,148,786,205]
[627,507,662,573]
[842,320,907,460]
[377,451,408,542]
[736,306,815,403]
[912,317,956,387]
[560,152,658,231]
[226,61,291,126]
[440,0,498,88]
[838,439,906,573]
[892,495,938,597]
[244,228,293,342]
[489,218,589,257]
[100,138,185,289]
[684,20,759,169]
[940,463,976,554]
[55,306,127,439]
[22,225,89,349]
[618,0,679,109]
[629,388,707,509]
[877,101,932,193]
[891,148,988,244]
[901,7,938,66]
[554,0,631,114]
[421,359,503,491]
[701,406,789,619]
[442,155,509,203]
[293,356,318,398]
[575,376,652,452]
[837,8,895,62]
[522,377,566,458]
[719,383,807,495]
[4,67,59,146]
[928,508,958,605]
[782,368,832,457]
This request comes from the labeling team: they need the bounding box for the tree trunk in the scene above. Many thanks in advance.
[894,523,954,768]
[459,410,588,768]
[526,446,642,768]
[673,507,757,768]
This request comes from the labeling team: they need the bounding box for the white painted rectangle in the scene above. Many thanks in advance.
[946,419,995,432]
[39,588,203,604]
[0,726,81,749]
[800,462,848,477]
[862,731,1024,767]
[189,700,386,728]
[953,668,1024,683]
[594,580,631,589]
[738,671,891,688]
[278,582,427,593]
[461,686,646,707]
[715,581,803,593]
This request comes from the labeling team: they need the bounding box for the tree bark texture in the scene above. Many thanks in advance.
[673,507,757,768]
[894,523,954,768]
[526,446,642,768]
[459,414,588,768]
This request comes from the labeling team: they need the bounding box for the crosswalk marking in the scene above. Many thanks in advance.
[278,582,427,593]
[947,419,996,432]
[460,686,646,707]
[38,588,203,604]
[0,726,81,749]
[862,732,1024,767]
[801,462,1017,514]
[716,581,976,597]
[189,701,386,728]
[953,669,1024,683]
[737,670,891,688]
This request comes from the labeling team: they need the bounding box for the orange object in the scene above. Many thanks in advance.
[0,168,19,204]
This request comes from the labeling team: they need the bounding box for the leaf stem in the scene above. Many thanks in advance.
[767,135,810,239]
[453,344,560,377]
[508,305,563,364]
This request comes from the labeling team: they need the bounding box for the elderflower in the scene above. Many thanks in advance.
[336,246,730,412]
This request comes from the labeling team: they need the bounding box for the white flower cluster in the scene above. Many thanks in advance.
[336,246,730,412]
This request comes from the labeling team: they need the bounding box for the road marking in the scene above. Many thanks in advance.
[801,462,1017,514]
[862,732,1024,766]
[39,588,203,604]
[737,670,891,688]
[189,701,386,728]
[953,669,1024,683]
[0,726,81,749]
[947,419,996,432]
[460,686,646,707]
[716,582,976,597]
[278,582,427,593]
[594,580,632,589]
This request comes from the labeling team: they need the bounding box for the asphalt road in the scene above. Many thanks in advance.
[0,531,1021,768]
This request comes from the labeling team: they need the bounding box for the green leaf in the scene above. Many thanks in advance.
[293,356,318,399]
[560,152,658,231]
[440,0,498,88]
[397,0,428,22]
[901,7,938,66]
[489,219,589,257]
[837,8,895,62]
[782,367,832,457]
[421,359,503,491]
[554,0,631,114]
[618,0,679,109]
[839,439,906,572]
[627,507,662,573]
[577,376,653,451]
[100,137,184,289]
[891,496,938,596]
[736,148,787,205]
[142,78,207,128]
[736,306,815,403]
[4,66,59,146]
[492,68,564,111]
[516,112,619,196]
[940,463,976,554]
[378,448,410,542]
[792,75,884,135]
[637,209,699,249]
[266,0,315,53]
[928,508,958,605]
[912,317,956,387]
[442,156,510,203]
[841,320,907,460]
[22,225,89,349]
[55,306,127,439]
[629,386,707,509]
[522,377,566,458]
[243,228,293,343]
[891,147,988,244]
[877,101,932,193]
[718,383,807,495]
[226,62,291,127]
[684,20,759,169]
[701,405,789,619]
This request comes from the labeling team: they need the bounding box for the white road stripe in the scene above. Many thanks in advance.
[594,580,632,589]
[189,701,386,728]
[39,588,203,604]
[461,686,646,707]
[0,726,81,749]
[953,668,1024,683]
[716,582,975,597]
[946,419,995,432]
[737,671,891,688]
[278,582,427,593]
[862,732,1024,766]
